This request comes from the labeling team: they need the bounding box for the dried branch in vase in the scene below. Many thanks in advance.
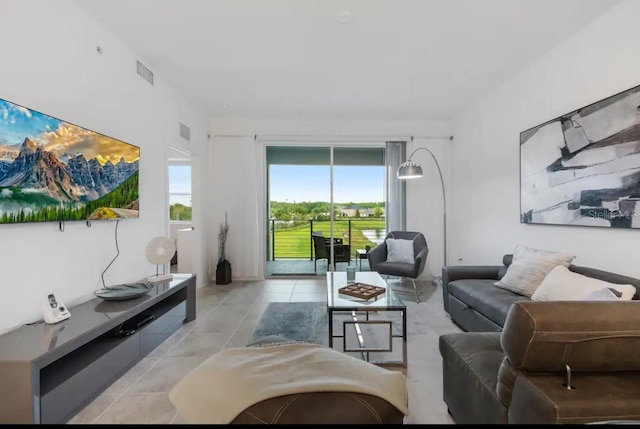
[218,212,230,262]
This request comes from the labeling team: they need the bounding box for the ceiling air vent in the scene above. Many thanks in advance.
[179,123,191,141]
[136,60,154,85]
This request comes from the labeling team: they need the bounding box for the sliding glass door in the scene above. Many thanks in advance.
[266,146,331,276]
[265,144,387,277]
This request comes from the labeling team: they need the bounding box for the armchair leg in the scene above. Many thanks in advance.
[412,279,420,303]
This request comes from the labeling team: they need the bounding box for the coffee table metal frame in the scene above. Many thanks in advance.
[326,271,407,368]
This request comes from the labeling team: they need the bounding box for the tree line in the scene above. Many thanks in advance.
[270,201,384,221]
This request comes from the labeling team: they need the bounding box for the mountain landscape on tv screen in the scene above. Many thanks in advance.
[0,99,140,224]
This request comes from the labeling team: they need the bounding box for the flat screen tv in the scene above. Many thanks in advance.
[0,98,139,224]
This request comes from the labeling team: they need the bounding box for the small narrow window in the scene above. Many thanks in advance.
[169,164,192,221]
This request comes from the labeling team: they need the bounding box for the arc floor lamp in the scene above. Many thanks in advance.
[397,146,448,274]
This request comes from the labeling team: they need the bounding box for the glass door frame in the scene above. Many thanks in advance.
[262,141,387,278]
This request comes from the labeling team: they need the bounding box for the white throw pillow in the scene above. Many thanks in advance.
[494,245,576,297]
[531,265,636,301]
[386,238,415,264]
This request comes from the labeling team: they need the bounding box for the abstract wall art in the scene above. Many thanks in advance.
[520,84,640,229]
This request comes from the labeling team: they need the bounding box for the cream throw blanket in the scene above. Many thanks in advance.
[169,343,409,424]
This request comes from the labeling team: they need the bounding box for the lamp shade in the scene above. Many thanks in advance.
[397,160,423,179]
[145,236,176,265]
[146,236,176,283]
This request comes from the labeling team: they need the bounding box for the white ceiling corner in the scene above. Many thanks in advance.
[76,0,621,121]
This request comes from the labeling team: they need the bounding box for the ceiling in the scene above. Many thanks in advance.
[77,0,620,121]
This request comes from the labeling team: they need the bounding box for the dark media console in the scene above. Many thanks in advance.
[0,274,196,424]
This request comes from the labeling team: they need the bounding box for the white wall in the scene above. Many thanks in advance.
[0,0,207,333]
[170,223,193,241]
[450,0,640,277]
[208,118,451,281]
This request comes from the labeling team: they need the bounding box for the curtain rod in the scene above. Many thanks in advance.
[256,134,412,143]
[211,134,453,141]
[412,135,454,141]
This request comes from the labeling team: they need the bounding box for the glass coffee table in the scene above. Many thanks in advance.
[326,271,407,368]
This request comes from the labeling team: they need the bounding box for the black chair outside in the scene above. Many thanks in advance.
[367,231,428,302]
[312,232,351,272]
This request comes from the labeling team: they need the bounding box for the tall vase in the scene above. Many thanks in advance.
[216,259,232,285]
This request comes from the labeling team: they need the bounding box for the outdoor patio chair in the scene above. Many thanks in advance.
[312,232,351,272]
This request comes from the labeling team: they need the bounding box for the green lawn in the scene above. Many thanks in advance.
[270,219,386,259]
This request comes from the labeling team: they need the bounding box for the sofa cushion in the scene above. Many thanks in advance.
[448,279,530,327]
[374,261,415,277]
[532,265,636,301]
[494,246,576,297]
[509,373,640,424]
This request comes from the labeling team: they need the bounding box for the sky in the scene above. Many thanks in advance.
[169,165,192,206]
[269,165,385,203]
[168,163,386,208]
[0,98,139,163]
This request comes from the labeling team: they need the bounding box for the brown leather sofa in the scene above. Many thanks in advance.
[439,300,640,424]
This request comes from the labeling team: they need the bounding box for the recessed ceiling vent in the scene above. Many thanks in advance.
[179,123,191,141]
[136,60,154,85]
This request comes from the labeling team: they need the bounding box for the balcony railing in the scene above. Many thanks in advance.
[268,218,386,260]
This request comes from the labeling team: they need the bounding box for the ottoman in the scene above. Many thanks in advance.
[169,336,408,424]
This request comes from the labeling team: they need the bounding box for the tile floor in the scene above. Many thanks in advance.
[68,277,460,424]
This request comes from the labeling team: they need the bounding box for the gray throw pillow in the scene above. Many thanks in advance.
[386,238,415,264]
[494,245,576,297]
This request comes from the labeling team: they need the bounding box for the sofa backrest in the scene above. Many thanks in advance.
[569,265,640,300]
[501,301,640,373]
[496,296,640,408]
[502,254,640,299]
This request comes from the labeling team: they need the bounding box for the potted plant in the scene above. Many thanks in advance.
[216,212,232,285]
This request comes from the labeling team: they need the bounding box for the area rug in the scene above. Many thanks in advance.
[251,302,404,352]
[251,302,329,345]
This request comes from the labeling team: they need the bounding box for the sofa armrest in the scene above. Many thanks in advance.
[412,247,429,278]
[441,265,503,313]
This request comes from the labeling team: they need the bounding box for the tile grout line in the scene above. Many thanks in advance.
[220,284,269,349]
[88,291,231,424]
[75,279,458,424]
